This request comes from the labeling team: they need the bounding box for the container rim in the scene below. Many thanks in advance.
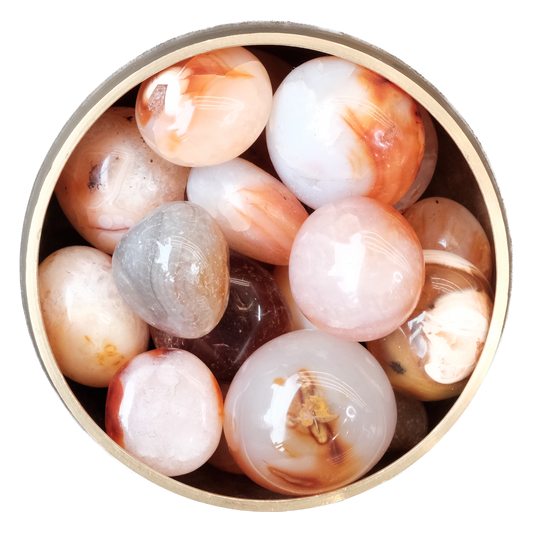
[20,20,512,512]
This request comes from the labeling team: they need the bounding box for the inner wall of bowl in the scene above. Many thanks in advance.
[36,43,495,501]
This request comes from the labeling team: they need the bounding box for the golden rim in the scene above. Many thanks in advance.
[20,21,511,512]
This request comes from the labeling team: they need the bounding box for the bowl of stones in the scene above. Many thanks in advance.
[21,21,510,511]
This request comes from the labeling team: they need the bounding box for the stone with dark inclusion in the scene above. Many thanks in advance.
[151,251,294,382]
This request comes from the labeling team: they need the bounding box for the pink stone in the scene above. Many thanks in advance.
[105,348,223,477]
[224,329,397,496]
[38,246,150,387]
[266,56,425,209]
[403,196,492,281]
[55,107,190,255]
[136,47,272,167]
[289,196,425,341]
[187,157,309,265]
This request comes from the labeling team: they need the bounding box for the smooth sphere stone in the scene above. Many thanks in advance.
[112,202,230,339]
[224,330,397,496]
[403,196,492,281]
[38,246,150,387]
[136,47,272,167]
[266,56,425,209]
[187,157,309,265]
[393,105,439,213]
[55,107,190,254]
[105,348,223,477]
[367,250,494,401]
[290,196,425,342]
[150,251,294,382]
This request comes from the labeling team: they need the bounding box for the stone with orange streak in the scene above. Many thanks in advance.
[38,246,150,387]
[187,157,309,265]
[55,107,190,255]
[136,47,272,167]
[266,56,424,209]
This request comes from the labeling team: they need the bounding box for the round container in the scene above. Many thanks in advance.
[20,22,511,511]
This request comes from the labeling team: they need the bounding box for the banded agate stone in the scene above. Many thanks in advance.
[112,202,230,339]
[224,330,397,496]
[289,196,425,342]
[150,251,294,382]
[55,107,190,255]
[266,56,425,209]
[135,47,272,167]
[187,157,309,265]
[367,250,494,401]
[105,348,223,477]
[403,196,492,281]
[38,246,149,387]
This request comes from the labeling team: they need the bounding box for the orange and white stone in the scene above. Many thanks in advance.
[55,107,190,255]
[136,47,272,167]
[266,56,425,209]
[367,250,494,401]
[38,246,150,387]
[187,157,308,265]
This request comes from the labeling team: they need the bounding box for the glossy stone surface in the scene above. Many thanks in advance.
[266,56,425,209]
[289,196,425,341]
[187,158,308,265]
[403,196,492,281]
[150,251,293,382]
[105,348,223,477]
[55,107,190,254]
[112,202,230,339]
[136,47,272,167]
[394,105,439,212]
[38,246,150,387]
[224,330,397,496]
[367,250,494,401]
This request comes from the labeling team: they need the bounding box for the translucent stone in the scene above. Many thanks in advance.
[289,196,425,342]
[366,250,494,401]
[187,157,309,265]
[266,56,425,209]
[55,107,190,255]
[403,196,492,281]
[150,251,293,382]
[393,105,439,212]
[112,202,230,339]
[38,246,150,387]
[105,348,223,477]
[135,47,272,167]
[224,330,397,496]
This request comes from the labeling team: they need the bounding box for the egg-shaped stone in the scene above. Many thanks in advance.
[366,250,494,401]
[187,157,308,265]
[105,348,223,477]
[136,47,272,167]
[55,106,190,254]
[112,202,230,339]
[266,56,425,209]
[224,330,397,496]
[38,246,150,387]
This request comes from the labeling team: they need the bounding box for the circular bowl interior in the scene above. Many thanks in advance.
[20,21,511,511]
